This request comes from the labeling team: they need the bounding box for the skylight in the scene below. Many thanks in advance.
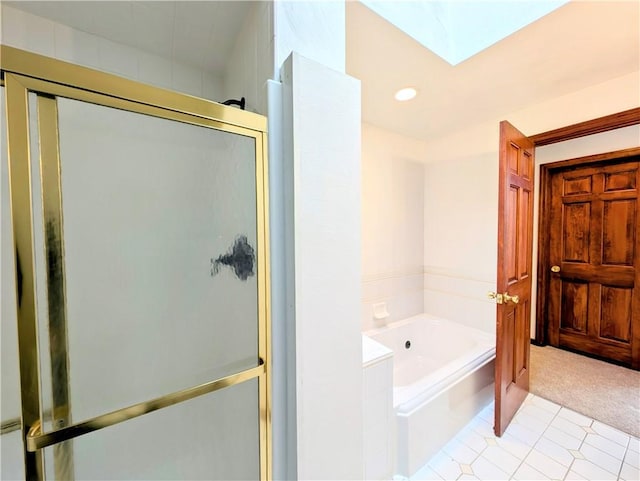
[361,0,569,65]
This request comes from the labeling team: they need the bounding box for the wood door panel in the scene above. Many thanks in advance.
[506,185,519,284]
[602,199,636,266]
[519,188,532,279]
[521,150,533,180]
[502,307,516,386]
[562,203,591,262]
[508,142,520,174]
[600,286,633,343]
[604,169,637,191]
[497,303,529,429]
[514,299,529,379]
[547,158,639,368]
[564,175,593,195]
[560,281,588,333]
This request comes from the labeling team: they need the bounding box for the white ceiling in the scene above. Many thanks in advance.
[6,0,638,143]
[347,0,640,142]
[4,1,255,74]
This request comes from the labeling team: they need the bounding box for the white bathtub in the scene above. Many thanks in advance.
[366,314,496,477]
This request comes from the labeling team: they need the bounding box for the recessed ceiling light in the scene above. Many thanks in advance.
[394,87,417,101]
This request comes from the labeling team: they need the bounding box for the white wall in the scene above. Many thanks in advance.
[281,52,363,480]
[274,0,346,74]
[423,152,498,334]
[223,2,274,115]
[422,71,639,164]
[422,70,640,336]
[535,125,640,164]
[361,123,426,331]
[0,5,224,101]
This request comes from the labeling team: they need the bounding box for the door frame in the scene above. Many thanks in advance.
[530,109,640,345]
[535,147,640,347]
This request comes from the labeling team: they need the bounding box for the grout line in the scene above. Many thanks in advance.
[423,286,493,302]
[616,435,632,481]
[362,271,426,282]
[361,287,428,303]
[563,454,576,480]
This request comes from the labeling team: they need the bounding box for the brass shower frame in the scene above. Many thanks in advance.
[1,45,271,480]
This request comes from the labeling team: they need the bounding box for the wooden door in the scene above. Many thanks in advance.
[494,121,535,436]
[547,158,640,369]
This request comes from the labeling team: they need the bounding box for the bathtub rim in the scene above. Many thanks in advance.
[363,313,496,343]
[395,349,495,416]
[362,313,496,415]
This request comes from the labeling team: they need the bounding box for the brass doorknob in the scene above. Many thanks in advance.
[488,291,519,304]
[503,293,519,304]
[551,265,560,273]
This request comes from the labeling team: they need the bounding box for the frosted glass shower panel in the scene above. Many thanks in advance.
[55,98,259,421]
[43,379,260,480]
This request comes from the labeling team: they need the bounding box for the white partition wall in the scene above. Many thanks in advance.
[281,52,363,480]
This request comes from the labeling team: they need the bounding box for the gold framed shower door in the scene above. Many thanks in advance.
[1,45,271,481]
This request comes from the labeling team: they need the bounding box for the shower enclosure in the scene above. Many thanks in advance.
[1,46,271,480]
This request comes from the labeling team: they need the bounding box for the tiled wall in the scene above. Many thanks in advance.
[361,123,427,331]
[362,337,394,480]
[223,2,274,115]
[1,5,224,101]
[422,151,498,334]
[423,267,496,334]
[362,272,425,330]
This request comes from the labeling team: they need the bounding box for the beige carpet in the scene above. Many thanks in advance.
[530,344,640,438]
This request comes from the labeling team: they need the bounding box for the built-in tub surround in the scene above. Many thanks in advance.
[362,336,394,480]
[366,314,495,478]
